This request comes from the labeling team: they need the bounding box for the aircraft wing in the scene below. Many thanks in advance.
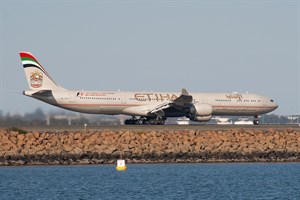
[148,88,193,114]
[149,101,172,114]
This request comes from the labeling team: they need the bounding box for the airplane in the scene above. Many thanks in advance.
[20,52,278,125]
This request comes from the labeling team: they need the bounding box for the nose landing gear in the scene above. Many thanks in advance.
[253,115,260,125]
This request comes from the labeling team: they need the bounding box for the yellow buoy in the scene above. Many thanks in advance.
[116,159,127,171]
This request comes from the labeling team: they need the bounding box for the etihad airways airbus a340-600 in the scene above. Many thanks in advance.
[20,52,278,125]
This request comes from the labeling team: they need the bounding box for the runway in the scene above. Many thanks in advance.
[6,124,300,132]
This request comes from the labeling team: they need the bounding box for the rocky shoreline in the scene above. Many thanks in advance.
[1,128,300,166]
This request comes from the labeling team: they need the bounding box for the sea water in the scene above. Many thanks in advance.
[0,163,299,200]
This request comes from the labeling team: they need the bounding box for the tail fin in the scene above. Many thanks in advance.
[20,52,65,91]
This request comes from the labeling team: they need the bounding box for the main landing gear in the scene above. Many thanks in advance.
[253,115,260,125]
[124,116,166,125]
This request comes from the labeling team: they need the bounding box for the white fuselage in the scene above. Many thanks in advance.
[24,90,278,117]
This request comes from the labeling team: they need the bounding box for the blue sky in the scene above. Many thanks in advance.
[0,0,299,115]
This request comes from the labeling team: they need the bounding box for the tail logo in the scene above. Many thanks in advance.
[30,70,43,88]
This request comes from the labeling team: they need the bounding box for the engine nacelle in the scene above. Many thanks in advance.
[188,104,213,122]
[190,115,212,122]
[189,104,212,116]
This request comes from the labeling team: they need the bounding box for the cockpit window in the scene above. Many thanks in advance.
[270,99,274,102]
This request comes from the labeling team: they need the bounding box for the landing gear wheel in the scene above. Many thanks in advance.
[159,120,165,125]
[150,119,158,125]
[253,119,260,125]
[144,120,150,125]
[125,116,137,125]
[253,115,260,125]
[136,118,144,125]
[124,119,134,125]
[125,116,167,125]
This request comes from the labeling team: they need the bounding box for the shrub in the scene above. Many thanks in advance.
[6,127,28,134]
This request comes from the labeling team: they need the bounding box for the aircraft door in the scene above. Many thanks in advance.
[262,98,267,106]
[121,95,126,104]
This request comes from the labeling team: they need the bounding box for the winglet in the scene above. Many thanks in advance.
[181,88,189,96]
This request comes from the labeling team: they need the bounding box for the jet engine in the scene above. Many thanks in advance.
[188,103,213,122]
[190,115,212,122]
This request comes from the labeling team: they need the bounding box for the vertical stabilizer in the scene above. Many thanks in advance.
[20,52,64,91]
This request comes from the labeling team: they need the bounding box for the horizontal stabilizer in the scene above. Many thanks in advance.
[23,90,53,97]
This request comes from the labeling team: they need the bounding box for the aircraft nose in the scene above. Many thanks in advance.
[273,102,278,110]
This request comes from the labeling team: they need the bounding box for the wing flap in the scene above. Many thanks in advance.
[149,101,172,114]
[147,88,193,114]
